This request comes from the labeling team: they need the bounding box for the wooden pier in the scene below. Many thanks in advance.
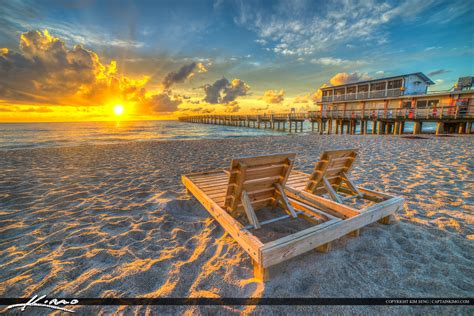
[178,106,473,135]
[179,113,306,133]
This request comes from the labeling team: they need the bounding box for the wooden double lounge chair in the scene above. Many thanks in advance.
[182,149,404,280]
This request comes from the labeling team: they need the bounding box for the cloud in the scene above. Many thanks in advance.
[203,77,250,104]
[293,94,310,103]
[250,104,270,112]
[424,46,442,51]
[162,62,207,89]
[428,69,450,76]
[0,105,53,113]
[224,101,240,113]
[0,29,184,115]
[261,90,285,104]
[0,30,146,106]
[142,93,182,113]
[310,57,365,66]
[236,0,438,56]
[329,72,371,86]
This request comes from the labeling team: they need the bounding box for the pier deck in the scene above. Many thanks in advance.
[178,106,473,135]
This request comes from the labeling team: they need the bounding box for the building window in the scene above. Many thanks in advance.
[347,86,356,94]
[402,101,412,109]
[370,82,386,91]
[427,100,439,107]
[358,85,369,92]
[417,100,428,108]
[388,79,402,89]
[323,90,332,96]
[335,88,345,95]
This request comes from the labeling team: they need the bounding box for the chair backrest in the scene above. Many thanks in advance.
[224,153,296,215]
[305,149,358,195]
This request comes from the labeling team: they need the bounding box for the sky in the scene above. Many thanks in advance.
[0,0,473,122]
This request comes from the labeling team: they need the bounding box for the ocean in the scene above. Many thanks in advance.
[0,120,436,150]
[0,120,284,150]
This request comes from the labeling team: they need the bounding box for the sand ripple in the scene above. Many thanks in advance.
[0,135,472,314]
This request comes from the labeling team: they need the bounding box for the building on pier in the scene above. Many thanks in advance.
[318,73,473,115]
[320,72,435,104]
[179,73,473,135]
[314,73,473,134]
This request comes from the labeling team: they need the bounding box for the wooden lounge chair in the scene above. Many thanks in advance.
[304,148,360,203]
[182,152,404,281]
[286,148,398,224]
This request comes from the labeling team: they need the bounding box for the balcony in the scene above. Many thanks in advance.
[334,94,346,101]
[321,88,403,102]
[357,91,369,99]
[369,90,385,98]
[322,95,332,102]
[346,93,357,100]
[386,89,402,97]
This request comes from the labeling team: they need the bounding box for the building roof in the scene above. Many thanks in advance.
[321,72,435,90]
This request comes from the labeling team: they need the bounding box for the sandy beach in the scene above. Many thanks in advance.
[0,134,473,314]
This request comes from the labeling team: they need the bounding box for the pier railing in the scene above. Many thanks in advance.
[309,105,473,120]
[179,105,473,123]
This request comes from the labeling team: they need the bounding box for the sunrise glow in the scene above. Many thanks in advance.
[0,1,472,123]
[114,104,124,116]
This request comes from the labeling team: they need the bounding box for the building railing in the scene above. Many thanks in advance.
[308,105,473,120]
[321,88,404,102]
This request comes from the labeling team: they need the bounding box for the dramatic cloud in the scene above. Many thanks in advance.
[203,77,250,104]
[261,90,285,104]
[0,30,147,105]
[0,29,183,115]
[142,93,182,113]
[329,72,371,86]
[162,62,207,89]
[428,69,450,76]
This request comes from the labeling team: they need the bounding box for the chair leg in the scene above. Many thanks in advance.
[378,214,395,225]
[241,191,260,229]
[316,242,332,253]
[341,172,362,197]
[323,176,343,203]
[253,260,269,281]
[275,183,298,218]
[348,229,360,237]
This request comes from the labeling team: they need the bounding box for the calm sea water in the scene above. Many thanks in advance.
[0,120,285,150]
[0,120,436,151]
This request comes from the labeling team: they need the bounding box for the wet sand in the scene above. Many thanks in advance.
[0,134,472,314]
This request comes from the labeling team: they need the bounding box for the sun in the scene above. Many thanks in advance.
[113,104,124,116]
